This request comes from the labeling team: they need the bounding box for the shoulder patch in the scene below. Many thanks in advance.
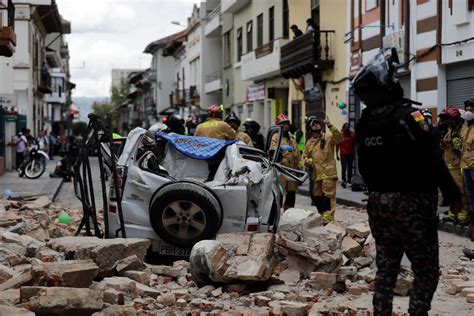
[411,110,425,122]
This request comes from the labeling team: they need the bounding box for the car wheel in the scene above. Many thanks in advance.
[150,182,222,249]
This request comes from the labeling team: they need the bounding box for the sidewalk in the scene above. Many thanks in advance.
[297,179,469,237]
[0,159,63,201]
[297,180,367,208]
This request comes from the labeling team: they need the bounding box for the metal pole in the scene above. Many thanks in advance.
[94,124,109,238]
[107,114,126,238]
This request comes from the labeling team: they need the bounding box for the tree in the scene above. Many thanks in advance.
[110,79,129,107]
[92,101,115,118]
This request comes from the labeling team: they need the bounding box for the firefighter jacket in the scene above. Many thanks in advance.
[442,125,465,170]
[270,132,302,191]
[195,118,236,140]
[304,125,343,181]
[461,123,474,169]
[236,130,253,147]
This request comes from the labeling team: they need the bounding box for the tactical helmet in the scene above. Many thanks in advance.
[275,114,290,125]
[224,111,241,125]
[306,116,320,131]
[167,114,185,134]
[352,47,403,107]
[243,118,261,133]
[208,104,223,117]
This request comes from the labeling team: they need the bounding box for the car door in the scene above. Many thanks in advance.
[121,134,170,227]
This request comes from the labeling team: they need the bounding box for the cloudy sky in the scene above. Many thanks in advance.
[56,0,200,98]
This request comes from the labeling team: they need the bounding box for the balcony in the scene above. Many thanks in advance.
[205,4,221,37]
[241,38,289,82]
[280,31,335,79]
[44,90,66,104]
[205,71,222,94]
[0,26,16,57]
[38,71,52,94]
[172,87,200,107]
[221,0,250,14]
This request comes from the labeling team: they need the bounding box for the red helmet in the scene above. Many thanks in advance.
[275,114,290,125]
[445,107,461,118]
[207,104,223,117]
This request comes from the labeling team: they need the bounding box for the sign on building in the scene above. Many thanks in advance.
[383,30,405,64]
[246,83,265,102]
[0,94,17,108]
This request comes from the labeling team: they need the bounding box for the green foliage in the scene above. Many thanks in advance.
[72,121,88,137]
[110,79,129,107]
[91,101,115,117]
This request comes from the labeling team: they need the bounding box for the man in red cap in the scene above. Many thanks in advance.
[195,105,236,140]
[269,114,302,210]
[441,106,468,223]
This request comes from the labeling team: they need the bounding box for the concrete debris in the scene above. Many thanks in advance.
[394,267,414,296]
[31,259,99,288]
[20,286,103,315]
[2,196,471,315]
[47,236,150,277]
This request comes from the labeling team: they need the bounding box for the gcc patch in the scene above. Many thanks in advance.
[411,111,424,122]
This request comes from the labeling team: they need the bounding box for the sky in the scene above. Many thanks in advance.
[56,0,201,98]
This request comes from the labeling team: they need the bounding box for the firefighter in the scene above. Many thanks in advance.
[269,114,302,210]
[224,112,253,146]
[304,116,343,223]
[441,107,469,223]
[195,105,236,140]
[461,102,474,240]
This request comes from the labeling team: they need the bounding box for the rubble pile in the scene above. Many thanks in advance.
[444,268,474,303]
[0,200,427,315]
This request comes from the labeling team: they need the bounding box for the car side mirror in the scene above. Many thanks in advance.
[265,125,283,163]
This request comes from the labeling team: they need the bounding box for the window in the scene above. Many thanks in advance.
[236,27,243,62]
[224,31,231,66]
[257,14,263,47]
[246,20,253,52]
[366,0,378,11]
[269,6,275,41]
[283,0,289,38]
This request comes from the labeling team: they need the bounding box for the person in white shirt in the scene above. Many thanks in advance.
[11,131,28,169]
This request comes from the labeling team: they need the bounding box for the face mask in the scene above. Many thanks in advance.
[465,111,473,122]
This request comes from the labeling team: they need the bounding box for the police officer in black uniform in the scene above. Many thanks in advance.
[353,48,462,316]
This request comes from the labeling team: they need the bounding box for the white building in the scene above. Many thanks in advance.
[13,0,64,134]
[223,0,289,134]
[111,68,142,89]
[0,0,17,172]
[202,0,223,108]
[346,0,474,121]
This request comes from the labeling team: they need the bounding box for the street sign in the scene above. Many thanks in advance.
[5,115,17,122]
[0,94,17,108]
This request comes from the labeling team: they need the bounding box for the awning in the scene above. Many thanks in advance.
[37,1,63,34]
[66,81,76,90]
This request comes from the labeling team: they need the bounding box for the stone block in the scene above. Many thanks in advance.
[20,286,103,315]
[31,259,99,288]
[47,237,150,277]
[346,223,371,238]
[216,233,251,255]
[341,236,362,258]
[248,233,275,256]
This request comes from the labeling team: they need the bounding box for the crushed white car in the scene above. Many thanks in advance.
[106,127,307,256]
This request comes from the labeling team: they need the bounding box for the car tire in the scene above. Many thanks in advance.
[150,182,223,249]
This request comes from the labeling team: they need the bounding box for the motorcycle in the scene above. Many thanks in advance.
[18,144,49,179]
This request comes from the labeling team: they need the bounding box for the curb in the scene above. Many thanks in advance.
[297,188,367,209]
[50,178,64,202]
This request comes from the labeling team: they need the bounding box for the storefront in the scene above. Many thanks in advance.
[446,60,474,108]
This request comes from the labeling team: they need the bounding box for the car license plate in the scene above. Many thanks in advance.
[157,241,191,257]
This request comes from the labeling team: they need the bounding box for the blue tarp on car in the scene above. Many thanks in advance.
[155,132,236,160]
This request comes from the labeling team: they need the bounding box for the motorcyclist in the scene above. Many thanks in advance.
[224,112,253,146]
